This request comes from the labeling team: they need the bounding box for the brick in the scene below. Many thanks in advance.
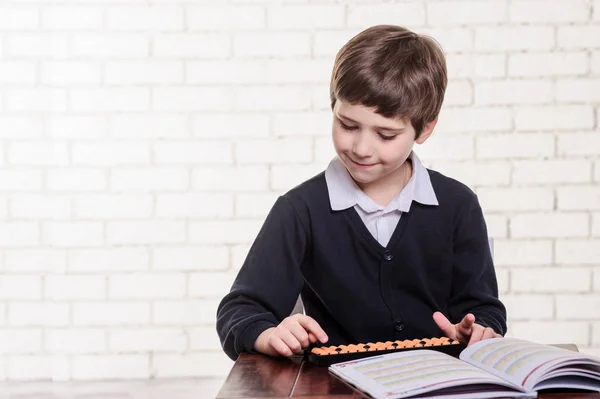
[75,142,151,166]
[483,214,508,239]
[0,62,36,85]
[72,356,148,380]
[475,27,554,51]
[8,303,69,326]
[235,138,312,164]
[46,116,108,139]
[109,274,185,299]
[430,161,511,187]
[70,248,149,273]
[186,60,266,85]
[109,329,186,352]
[10,194,70,219]
[153,352,233,378]
[476,133,554,159]
[509,0,589,22]
[508,321,589,346]
[558,26,600,49]
[313,30,360,57]
[189,220,262,245]
[189,272,236,299]
[188,5,264,30]
[8,142,68,166]
[556,240,600,265]
[192,113,269,138]
[419,28,473,53]
[478,187,555,212]
[557,79,600,102]
[192,166,269,192]
[235,87,311,111]
[593,213,600,237]
[446,54,506,79]
[75,194,153,219]
[7,35,68,57]
[111,115,188,139]
[592,51,600,73]
[0,329,41,353]
[235,193,279,218]
[596,268,600,291]
[315,137,336,163]
[515,105,594,131]
[107,6,183,30]
[557,295,600,320]
[234,32,310,57]
[271,164,328,192]
[46,275,105,300]
[42,222,103,247]
[0,223,39,247]
[595,0,600,20]
[72,34,149,57]
[496,269,509,294]
[596,161,600,183]
[492,239,553,266]
[42,6,102,30]
[475,80,553,105]
[189,326,222,351]
[557,187,600,210]
[156,193,233,219]
[500,294,553,320]
[47,169,107,192]
[73,303,150,326]
[111,168,188,191]
[267,60,332,84]
[511,213,588,238]
[513,160,592,184]
[106,61,182,85]
[509,52,588,77]
[347,4,425,28]
[0,7,38,29]
[428,0,507,25]
[444,80,472,106]
[436,107,512,133]
[45,329,105,354]
[153,246,229,272]
[0,276,40,300]
[413,134,474,161]
[4,249,66,273]
[41,61,101,85]
[267,5,343,29]
[7,89,67,111]
[512,267,592,293]
[272,112,330,137]
[154,141,233,165]
[594,322,600,345]
[7,356,54,380]
[106,221,185,245]
[0,170,42,190]
[71,89,150,112]
[153,300,220,325]
[154,34,230,58]
[0,117,42,138]
[153,87,232,111]
[312,85,331,111]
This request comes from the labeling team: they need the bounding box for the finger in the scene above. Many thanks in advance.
[308,332,318,344]
[456,313,475,338]
[481,327,496,341]
[432,311,456,340]
[297,315,328,343]
[494,333,503,338]
[279,330,304,355]
[269,334,294,357]
[468,325,484,346]
[288,322,310,348]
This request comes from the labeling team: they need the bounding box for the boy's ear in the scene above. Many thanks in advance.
[415,119,438,144]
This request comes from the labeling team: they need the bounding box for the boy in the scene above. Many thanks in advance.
[216,25,506,361]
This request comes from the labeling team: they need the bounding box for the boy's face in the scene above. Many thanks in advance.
[331,100,435,188]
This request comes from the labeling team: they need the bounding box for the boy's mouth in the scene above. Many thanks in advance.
[348,157,376,168]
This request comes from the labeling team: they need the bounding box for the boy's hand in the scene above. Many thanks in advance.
[254,314,328,357]
[433,311,501,346]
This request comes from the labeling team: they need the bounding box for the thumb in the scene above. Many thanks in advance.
[456,313,475,337]
[433,311,456,340]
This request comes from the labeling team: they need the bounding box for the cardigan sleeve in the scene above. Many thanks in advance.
[216,195,309,360]
[448,193,507,336]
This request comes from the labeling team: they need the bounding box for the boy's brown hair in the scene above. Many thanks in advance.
[330,25,448,138]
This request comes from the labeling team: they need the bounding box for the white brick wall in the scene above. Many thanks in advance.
[0,0,598,382]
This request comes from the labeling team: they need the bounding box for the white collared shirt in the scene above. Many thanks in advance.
[324,151,439,247]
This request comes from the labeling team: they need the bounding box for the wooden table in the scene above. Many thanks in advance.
[216,353,600,399]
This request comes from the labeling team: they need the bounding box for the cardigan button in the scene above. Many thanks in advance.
[383,250,393,261]
[394,322,405,332]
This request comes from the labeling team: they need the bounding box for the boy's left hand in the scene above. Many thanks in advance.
[433,311,502,346]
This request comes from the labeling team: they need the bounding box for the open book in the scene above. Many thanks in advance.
[329,337,600,399]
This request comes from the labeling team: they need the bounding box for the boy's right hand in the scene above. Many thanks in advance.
[254,314,328,357]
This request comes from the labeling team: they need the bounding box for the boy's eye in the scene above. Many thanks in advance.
[340,121,358,131]
[378,133,396,141]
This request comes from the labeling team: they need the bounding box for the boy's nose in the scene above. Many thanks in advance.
[351,134,373,158]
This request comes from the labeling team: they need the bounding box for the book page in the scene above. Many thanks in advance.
[329,349,532,399]
[460,337,600,391]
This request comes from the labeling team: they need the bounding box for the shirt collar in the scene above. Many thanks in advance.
[324,151,439,212]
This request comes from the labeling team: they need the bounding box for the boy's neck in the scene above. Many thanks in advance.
[358,159,413,207]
